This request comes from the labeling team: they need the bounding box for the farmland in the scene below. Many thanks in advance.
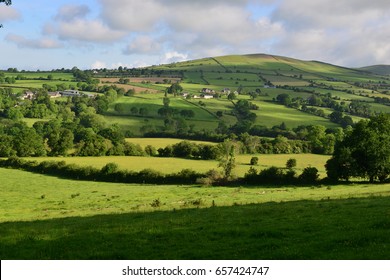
[1,167,390,259]
[29,153,330,178]
[1,53,390,260]
[2,54,390,137]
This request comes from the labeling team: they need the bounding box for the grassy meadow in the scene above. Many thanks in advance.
[126,137,218,149]
[27,153,330,178]
[1,167,390,259]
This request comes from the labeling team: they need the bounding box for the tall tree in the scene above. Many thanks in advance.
[326,114,390,182]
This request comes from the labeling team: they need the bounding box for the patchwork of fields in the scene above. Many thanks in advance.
[1,53,390,259]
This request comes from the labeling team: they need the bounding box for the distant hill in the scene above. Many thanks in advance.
[153,53,373,80]
[358,65,390,76]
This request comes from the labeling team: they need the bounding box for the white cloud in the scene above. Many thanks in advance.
[98,0,286,61]
[99,0,163,32]
[0,5,20,21]
[6,0,390,68]
[123,35,162,55]
[43,3,126,44]
[91,60,107,69]
[54,4,91,21]
[268,0,390,65]
[53,19,126,43]
[160,51,188,64]
[5,33,63,49]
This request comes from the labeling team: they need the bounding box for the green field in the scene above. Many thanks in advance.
[2,54,390,260]
[3,53,389,135]
[1,167,390,259]
[27,153,330,178]
[126,138,218,149]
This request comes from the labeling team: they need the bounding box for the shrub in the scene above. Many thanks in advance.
[250,156,259,165]
[196,169,223,186]
[286,158,297,169]
[138,169,164,184]
[101,162,119,175]
[258,166,285,184]
[150,198,161,208]
[299,167,319,184]
[144,145,157,156]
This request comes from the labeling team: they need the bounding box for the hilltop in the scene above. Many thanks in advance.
[358,65,390,76]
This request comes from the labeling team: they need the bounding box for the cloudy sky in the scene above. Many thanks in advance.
[0,0,389,70]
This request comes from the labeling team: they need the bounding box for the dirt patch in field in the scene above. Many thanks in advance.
[100,77,181,84]
[99,79,161,93]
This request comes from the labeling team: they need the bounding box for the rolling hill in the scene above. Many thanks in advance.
[358,65,390,76]
[102,53,390,135]
[2,53,390,137]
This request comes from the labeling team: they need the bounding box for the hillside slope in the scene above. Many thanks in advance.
[359,65,390,76]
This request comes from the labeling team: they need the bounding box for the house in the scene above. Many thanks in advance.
[20,91,35,100]
[201,94,214,99]
[83,93,96,98]
[60,90,80,97]
[48,91,62,98]
[201,88,215,94]
[221,88,231,94]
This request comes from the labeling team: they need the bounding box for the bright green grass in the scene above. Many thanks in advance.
[1,167,389,223]
[108,95,217,121]
[1,167,390,259]
[103,115,162,133]
[126,138,217,149]
[2,80,77,89]
[261,74,310,87]
[251,100,338,128]
[2,72,74,80]
[28,153,330,178]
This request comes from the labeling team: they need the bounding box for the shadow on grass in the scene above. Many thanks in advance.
[1,196,390,260]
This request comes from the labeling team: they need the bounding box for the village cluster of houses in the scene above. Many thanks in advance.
[20,90,95,100]
[182,88,237,99]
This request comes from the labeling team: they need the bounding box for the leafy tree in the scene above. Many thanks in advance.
[329,111,343,123]
[276,93,291,106]
[130,107,139,115]
[166,83,183,96]
[250,156,259,166]
[299,167,319,184]
[217,140,239,181]
[48,128,74,156]
[139,107,149,116]
[163,97,170,107]
[158,107,174,118]
[101,162,119,175]
[326,114,390,182]
[145,145,157,156]
[4,107,23,120]
[286,158,297,169]
[180,109,195,119]
[227,92,236,101]
[114,103,126,114]
[0,1,12,5]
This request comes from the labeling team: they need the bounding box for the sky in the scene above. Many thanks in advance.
[0,0,389,70]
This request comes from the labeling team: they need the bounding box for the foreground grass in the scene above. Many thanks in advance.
[1,196,389,259]
[1,168,389,223]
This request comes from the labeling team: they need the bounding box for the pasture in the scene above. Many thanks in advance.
[0,167,390,259]
[28,153,330,178]
[2,54,390,260]
[126,138,218,149]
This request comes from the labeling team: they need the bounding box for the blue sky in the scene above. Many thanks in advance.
[1,0,389,70]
